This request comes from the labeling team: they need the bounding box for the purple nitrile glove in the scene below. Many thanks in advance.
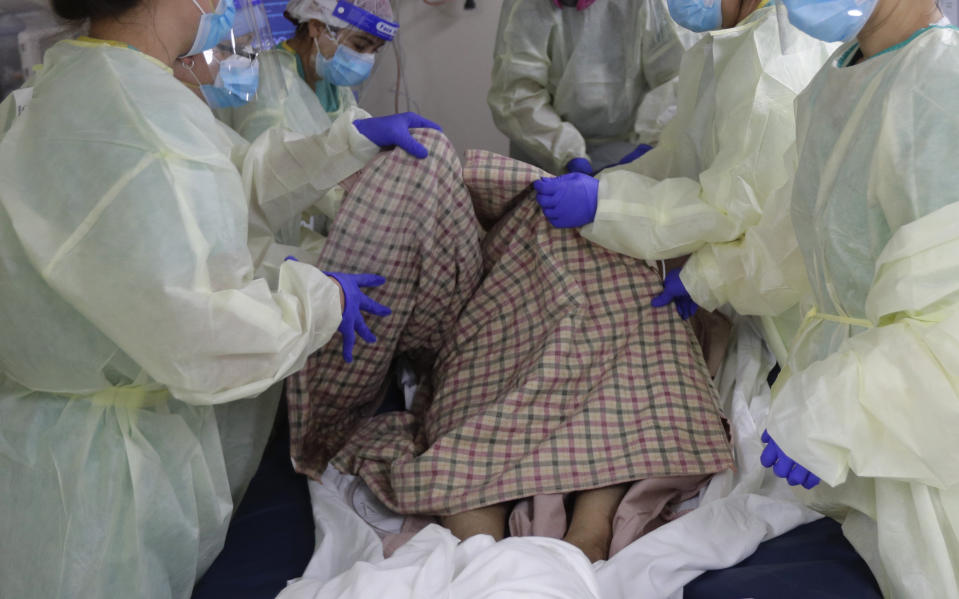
[285,256,392,362]
[353,112,443,159]
[533,172,599,228]
[650,268,699,320]
[323,272,392,363]
[616,143,654,166]
[761,429,821,489]
[565,157,593,175]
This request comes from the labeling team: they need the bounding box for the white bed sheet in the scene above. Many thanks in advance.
[276,317,820,599]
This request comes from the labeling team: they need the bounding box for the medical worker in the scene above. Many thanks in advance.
[755,1,959,597]
[206,0,402,254]
[0,0,439,595]
[213,0,395,141]
[532,0,834,362]
[488,0,695,175]
[284,0,392,121]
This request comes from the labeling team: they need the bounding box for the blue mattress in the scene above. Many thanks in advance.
[683,517,882,599]
[192,381,406,599]
[192,409,315,599]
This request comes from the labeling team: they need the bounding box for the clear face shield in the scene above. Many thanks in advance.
[312,0,397,89]
[176,0,285,109]
[323,22,388,55]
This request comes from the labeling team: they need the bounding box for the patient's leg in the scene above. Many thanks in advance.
[286,129,483,479]
[563,484,629,562]
[441,503,510,542]
[323,149,732,529]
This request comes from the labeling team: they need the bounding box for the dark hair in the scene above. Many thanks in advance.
[51,0,142,20]
[284,10,300,27]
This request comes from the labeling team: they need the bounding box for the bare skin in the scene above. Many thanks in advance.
[442,484,629,562]
[855,0,941,61]
[561,484,629,562]
[88,0,201,66]
[721,0,766,28]
[441,503,510,542]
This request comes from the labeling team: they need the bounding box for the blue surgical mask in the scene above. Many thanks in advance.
[315,43,375,87]
[781,0,878,42]
[183,0,237,58]
[217,54,259,99]
[667,0,722,33]
[200,84,249,107]
[201,54,259,107]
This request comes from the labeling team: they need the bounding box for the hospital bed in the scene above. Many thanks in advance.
[192,319,881,599]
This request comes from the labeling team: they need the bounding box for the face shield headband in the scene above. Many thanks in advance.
[330,0,399,41]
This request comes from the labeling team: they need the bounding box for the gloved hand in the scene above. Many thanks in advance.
[323,272,392,363]
[651,268,698,320]
[616,143,654,166]
[760,430,821,489]
[533,173,599,228]
[565,157,593,175]
[353,112,442,159]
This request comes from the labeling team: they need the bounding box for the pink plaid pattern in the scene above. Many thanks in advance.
[332,150,733,515]
[286,130,484,479]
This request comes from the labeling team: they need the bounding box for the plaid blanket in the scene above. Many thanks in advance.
[332,150,733,515]
[286,130,484,479]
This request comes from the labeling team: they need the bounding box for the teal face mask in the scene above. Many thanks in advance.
[315,42,375,87]
[183,0,236,57]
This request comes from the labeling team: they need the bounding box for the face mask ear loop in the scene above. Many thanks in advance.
[313,36,325,74]
[176,57,208,103]
[179,57,203,89]
[191,0,208,16]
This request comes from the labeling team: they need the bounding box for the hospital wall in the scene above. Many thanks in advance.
[357,0,510,156]
[944,0,959,26]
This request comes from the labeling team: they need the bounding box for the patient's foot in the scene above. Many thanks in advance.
[441,503,509,541]
[563,527,612,562]
[563,484,629,562]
